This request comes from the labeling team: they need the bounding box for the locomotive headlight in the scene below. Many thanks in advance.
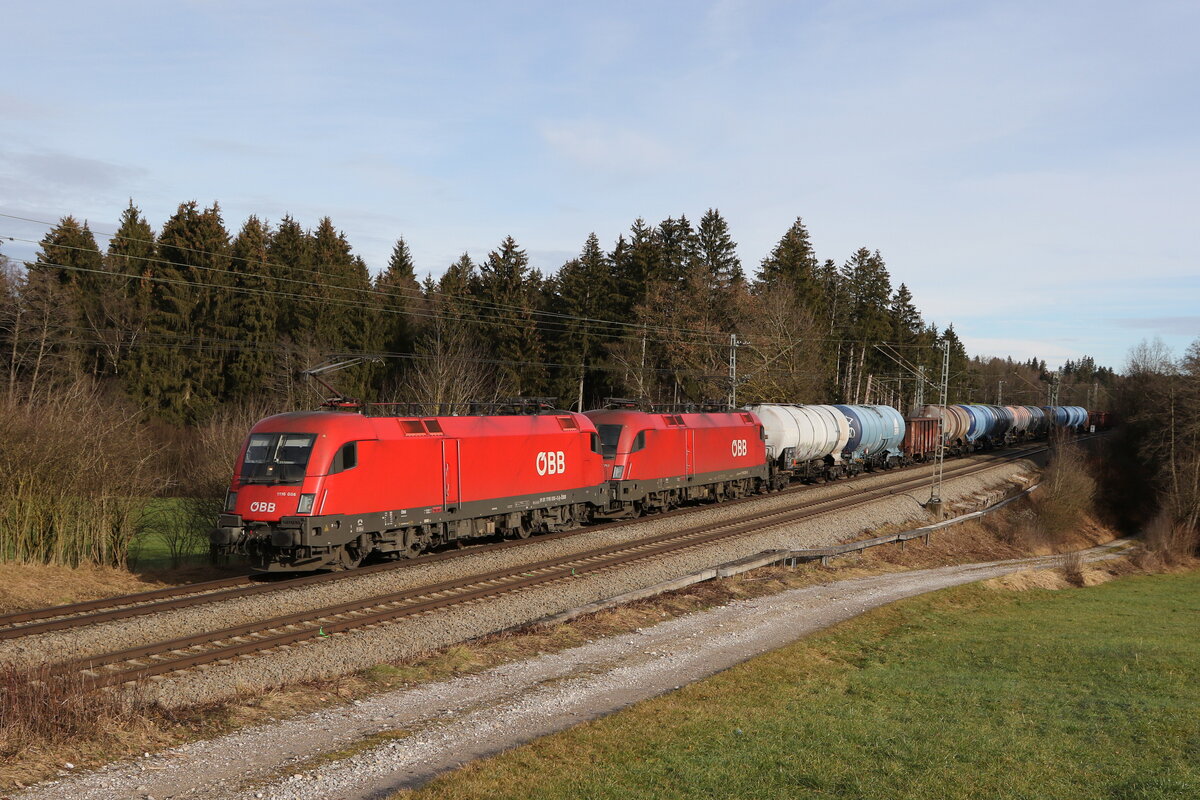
[612,465,624,480]
[224,491,237,512]
[297,493,316,514]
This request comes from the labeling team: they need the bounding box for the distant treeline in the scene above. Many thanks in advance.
[0,201,1116,423]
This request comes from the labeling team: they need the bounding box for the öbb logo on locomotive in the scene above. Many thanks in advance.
[536,450,566,476]
[212,403,1097,573]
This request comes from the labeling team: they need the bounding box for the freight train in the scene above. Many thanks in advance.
[211,401,1097,572]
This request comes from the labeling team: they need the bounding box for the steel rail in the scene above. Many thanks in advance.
[57,449,1041,687]
[3,443,1048,642]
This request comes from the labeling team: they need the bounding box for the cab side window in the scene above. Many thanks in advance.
[631,431,647,453]
[329,441,358,474]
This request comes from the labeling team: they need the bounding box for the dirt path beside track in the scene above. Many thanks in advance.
[17,542,1126,800]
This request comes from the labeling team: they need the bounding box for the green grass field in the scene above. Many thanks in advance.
[404,571,1200,800]
[125,497,217,571]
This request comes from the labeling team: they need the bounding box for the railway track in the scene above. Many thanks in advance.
[43,447,1042,687]
[0,443,1043,643]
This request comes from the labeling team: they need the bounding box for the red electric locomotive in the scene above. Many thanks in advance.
[584,405,770,514]
[212,409,607,571]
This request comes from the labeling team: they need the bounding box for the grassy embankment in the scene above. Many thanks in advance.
[403,569,1200,800]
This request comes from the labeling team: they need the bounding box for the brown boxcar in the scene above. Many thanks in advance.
[903,417,941,461]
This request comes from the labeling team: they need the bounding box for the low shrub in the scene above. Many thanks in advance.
[1134,512,1199,570]
[0,382,167,567]
[1032,439,1097,546]
[0,663,131,759]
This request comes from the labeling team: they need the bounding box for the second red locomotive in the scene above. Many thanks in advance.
[213,403,769,571]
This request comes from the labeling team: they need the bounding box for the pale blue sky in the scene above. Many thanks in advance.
[1,1,1196,370]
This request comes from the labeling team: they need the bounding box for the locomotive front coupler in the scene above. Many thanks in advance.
[211,513,246,547]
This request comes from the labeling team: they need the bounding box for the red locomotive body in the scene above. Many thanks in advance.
[584,408,769,512]
[902,417,941,461]
[213,410,607,571]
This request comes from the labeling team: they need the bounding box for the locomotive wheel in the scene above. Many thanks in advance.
[400,530,425,559]
[335,546,363,570]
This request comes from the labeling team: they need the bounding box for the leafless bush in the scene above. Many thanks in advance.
[1134,512,1200,570]
[1060,550,1086,586]
[137,402,269,567]
[0,381,166,566]
[1033,441,1097,547]
[0,663,132,758]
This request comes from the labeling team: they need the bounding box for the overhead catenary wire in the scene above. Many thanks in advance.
[0,212,737,341]
[0,212,958,351]
[6,248,954,357]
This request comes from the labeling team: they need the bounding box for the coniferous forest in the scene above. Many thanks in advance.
[0,200,1162,567]
[1,201,1118,419]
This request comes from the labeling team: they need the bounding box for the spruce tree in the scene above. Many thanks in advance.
[696,209,742,284]
[839,247,893,402]
[105,202,156,380]
[758,217,822,314]
[618,219,659,313]
[375,237,422,358]
[225,215,277,400]
[133,201,231,422]
[477,236,545,396]
[695,208,743,331]
[655,216,697,285]
[549,232,618,408]
[268,215,315,337]
[311,216,362,352]
[29,216,103,378]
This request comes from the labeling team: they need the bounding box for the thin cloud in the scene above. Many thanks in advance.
[2,149,146,194]
[1112,317,1200,336]
[539,121,675,173]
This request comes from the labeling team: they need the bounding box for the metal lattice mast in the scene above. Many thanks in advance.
[728,334,740,408]
[929,340,950,510]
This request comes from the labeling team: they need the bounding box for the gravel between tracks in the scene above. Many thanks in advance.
[15,538,1124,800]
[0,453,1037,701]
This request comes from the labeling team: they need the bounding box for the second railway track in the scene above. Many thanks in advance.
[40,447,1042,687]
[0,444,1043,643]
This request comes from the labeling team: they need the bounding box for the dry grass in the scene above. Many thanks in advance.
[0,665,134,767]
[0,562,170,615]
[982,558,1138,592]
[0,561,240,616]
[1133,512,1200,571]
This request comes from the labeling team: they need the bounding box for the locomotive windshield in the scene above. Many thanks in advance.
[240,433,316,484]
[596,424,623,457]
